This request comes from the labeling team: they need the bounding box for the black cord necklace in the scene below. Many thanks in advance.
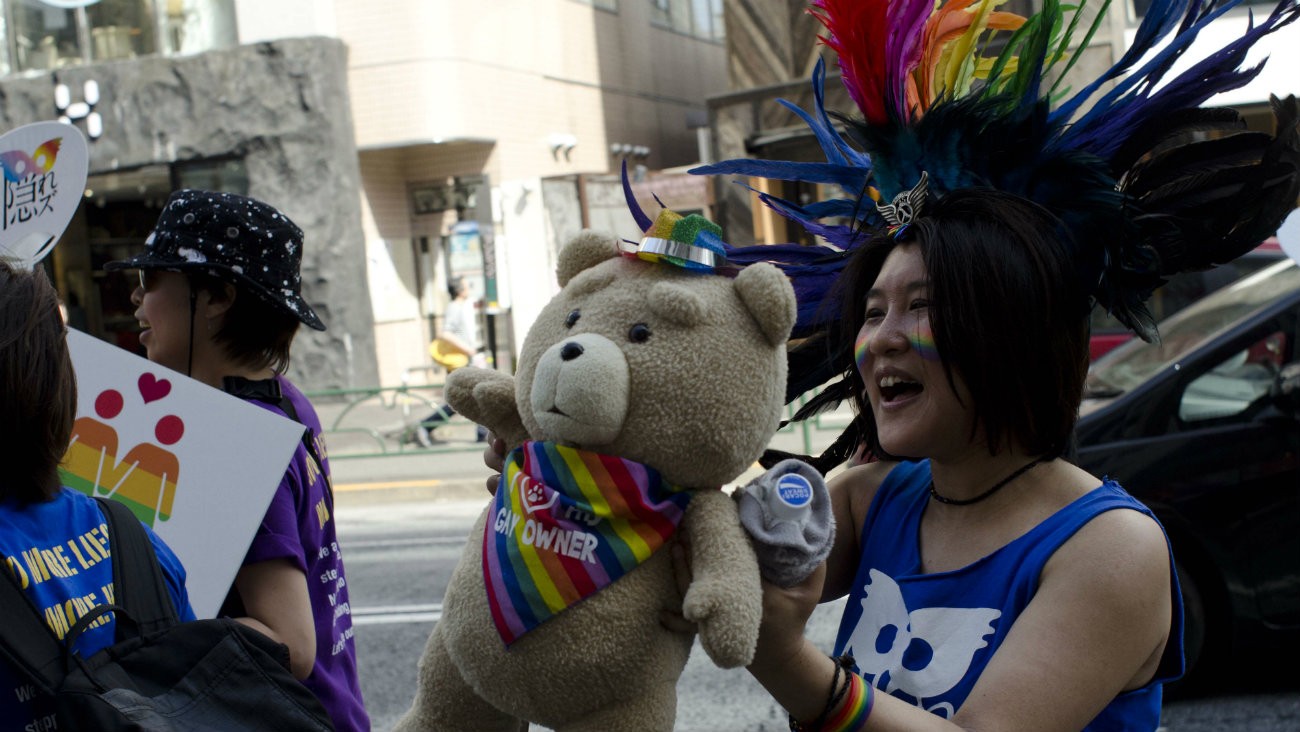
[928,457,1046,506]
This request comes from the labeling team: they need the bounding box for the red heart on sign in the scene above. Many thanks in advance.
[138,373,172,404]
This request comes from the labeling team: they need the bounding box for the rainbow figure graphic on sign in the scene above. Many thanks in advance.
[61,373,184,527]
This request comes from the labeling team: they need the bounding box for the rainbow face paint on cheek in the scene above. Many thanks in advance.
[854,327,870,376]
[910,321,940,362]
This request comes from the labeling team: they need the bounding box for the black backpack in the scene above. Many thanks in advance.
[0,497,335,731]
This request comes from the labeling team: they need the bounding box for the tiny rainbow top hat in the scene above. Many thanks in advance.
[105,189,325,331]
[620,207,728,273]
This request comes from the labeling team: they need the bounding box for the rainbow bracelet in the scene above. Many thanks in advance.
[821,672,874,732]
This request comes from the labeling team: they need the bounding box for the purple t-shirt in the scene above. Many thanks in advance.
[233,375,369,732]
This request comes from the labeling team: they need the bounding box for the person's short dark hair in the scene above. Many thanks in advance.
[839,188,1090,460]
[190,273,300,374]
[448,276,466,299]
[0,262,78,503]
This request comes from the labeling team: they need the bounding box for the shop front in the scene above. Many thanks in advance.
[1,21,377,389]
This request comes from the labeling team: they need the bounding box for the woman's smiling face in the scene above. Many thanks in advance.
[855,243,975,458]
[131,269,194,373]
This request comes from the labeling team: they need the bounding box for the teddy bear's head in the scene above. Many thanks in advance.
[515,231,796,488]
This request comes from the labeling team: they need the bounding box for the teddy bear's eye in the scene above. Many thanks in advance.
[628,323,652,343]
[565,310,580,328]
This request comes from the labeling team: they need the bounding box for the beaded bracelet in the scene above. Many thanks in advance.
[788,655,873,732]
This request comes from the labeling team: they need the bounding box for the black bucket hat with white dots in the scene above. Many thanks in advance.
[105,189,325,331]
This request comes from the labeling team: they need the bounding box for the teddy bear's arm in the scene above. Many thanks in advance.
[444,368,530,450]
[680,489,764,669]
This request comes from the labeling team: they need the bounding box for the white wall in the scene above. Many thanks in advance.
[233,0,338,43]
[497,177,557,357]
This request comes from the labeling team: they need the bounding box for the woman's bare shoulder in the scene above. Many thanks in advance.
[828,460,900,518]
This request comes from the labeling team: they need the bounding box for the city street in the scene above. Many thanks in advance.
[332,469,1300,732]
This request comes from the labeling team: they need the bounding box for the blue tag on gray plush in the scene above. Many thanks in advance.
[736,459,835,587]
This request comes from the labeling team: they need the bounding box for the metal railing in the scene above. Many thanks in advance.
[306,376,853,461]
[305,377,484,459]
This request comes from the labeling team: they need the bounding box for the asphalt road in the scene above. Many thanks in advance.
[334,489,1299,732]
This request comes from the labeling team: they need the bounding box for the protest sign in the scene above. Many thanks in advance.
[60,329,304,618]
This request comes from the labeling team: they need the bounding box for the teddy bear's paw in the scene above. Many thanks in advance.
[694,616,759,669]
[445,368,509,415]
[683,582,760,668]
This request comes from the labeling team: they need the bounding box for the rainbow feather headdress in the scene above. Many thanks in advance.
[697,0,1299,334]
[691,0,1300,468]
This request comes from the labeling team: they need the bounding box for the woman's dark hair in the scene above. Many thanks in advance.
[0,262,78,503]
[840,188,1090,459]
[191,274,300,374]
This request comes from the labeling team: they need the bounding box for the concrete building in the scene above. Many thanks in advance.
[1,0,729,389]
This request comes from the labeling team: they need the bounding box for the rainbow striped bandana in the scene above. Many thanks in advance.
[483,440,693,646]
[620,208,727,272]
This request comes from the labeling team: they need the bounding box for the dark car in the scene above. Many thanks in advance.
[1075,258,1300,692]
[1087,239,1287,360]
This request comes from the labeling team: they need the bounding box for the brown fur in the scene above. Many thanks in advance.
[395,230,796,732]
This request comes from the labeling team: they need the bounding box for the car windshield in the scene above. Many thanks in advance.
[1086,260,1300,396]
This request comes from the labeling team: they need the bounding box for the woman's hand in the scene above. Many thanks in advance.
[482,432,506,495]
[753,561,825,668]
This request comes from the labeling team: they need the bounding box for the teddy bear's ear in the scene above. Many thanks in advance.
[734,262,797,347]
[556,230,621,286]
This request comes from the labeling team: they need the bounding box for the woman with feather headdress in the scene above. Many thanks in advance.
[677,0,1300,728]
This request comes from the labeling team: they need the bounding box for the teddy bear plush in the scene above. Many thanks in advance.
[393,221,797,732]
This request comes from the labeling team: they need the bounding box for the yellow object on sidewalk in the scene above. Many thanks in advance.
[429,337,470,371]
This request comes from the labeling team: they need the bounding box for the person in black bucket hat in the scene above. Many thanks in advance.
[105,189,371,731]
[106,188,324,331]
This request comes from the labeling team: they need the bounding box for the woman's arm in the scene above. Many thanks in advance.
[748,462,893,723]
[820,461,893,602]
[233,558,317,680]
[949,507,1174,731]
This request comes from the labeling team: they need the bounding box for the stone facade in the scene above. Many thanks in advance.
[0,37,377,390]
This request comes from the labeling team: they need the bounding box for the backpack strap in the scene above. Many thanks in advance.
[0,555,66,693]
[0,499,180,694]
[223,376,330,501]
[95,497,178,635]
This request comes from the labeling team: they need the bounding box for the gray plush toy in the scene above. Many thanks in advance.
[737,458,835,587]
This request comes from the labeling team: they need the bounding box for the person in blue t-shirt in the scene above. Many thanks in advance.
[733,192,1184,731]
[0,262,196,729]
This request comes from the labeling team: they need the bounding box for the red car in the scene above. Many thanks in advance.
[1089,239,1286,360]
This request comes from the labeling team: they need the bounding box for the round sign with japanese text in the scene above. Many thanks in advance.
[0,121,89,269]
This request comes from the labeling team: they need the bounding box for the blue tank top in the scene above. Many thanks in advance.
[832,460,1184,729]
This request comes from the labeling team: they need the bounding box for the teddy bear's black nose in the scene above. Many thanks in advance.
[560,342,584,361]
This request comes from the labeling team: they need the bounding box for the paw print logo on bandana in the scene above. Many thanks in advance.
[519,477,559,516]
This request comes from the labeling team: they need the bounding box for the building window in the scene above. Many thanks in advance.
[161,0,237,56]
[5,0,84,71]
[1,0,235,75]
[174,156,249,195]
[651,0,723,42]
